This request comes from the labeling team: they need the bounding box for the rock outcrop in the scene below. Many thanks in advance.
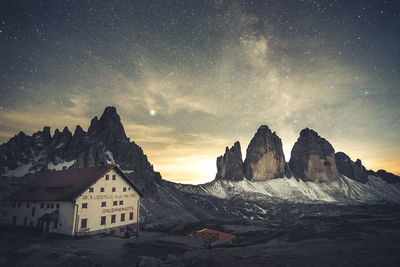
[215,141,244,181]
[367,169,400,183]
[243,125,286,181]
[289,128,338,182]
[335,152,368,183]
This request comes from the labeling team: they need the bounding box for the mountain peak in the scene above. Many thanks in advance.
[215,141,244,181]
[243,125,286,181]
[290,129,337,182]
[335,152,368,183]
[88,106,127,142]
[103,106,117,115]
[74,125,85,137]
[62,126,71,135]
[258,125,271,132]
[299,128,319,138]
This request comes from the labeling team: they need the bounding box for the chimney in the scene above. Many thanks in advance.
[41,165,48,172]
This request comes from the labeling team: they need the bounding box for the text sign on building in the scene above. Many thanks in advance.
[82,193,136,200]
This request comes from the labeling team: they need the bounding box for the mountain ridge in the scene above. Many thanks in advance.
[1,106,400,224]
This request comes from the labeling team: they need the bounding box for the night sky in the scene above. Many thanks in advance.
[1,0,399,183]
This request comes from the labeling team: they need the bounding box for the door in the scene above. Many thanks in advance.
[45,220,50,232]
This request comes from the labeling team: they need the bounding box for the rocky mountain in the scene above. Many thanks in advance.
[0,107,248,224]
[367,169,400,183]
[289,128,338,182]
[0,107,161,197]
[335,152,368,183]
[243,126,286,181]
[1,108,400,226]
[178,174,400,205]
[215,141,245,181]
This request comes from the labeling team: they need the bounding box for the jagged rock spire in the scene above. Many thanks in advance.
[243,125,286,181]
[88,106,128,145]
[335,152,368,183]
[215,141,244,181]
[289,128,338,182]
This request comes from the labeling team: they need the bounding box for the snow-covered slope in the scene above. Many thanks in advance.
[177,175,400,204]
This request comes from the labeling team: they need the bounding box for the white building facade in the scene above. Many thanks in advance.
[6,165,142,236]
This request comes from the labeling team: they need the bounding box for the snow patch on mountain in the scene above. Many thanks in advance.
[105,151,116,165]
[178,175,400,204]
[47,160,75,171]
[3,164,34,177]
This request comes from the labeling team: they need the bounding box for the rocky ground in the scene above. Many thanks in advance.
[1,204,400,267]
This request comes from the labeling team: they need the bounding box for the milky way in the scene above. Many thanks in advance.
[1,0,399,183]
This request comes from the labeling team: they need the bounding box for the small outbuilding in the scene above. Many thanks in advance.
[6,165,142,236]
[188,228,235,246]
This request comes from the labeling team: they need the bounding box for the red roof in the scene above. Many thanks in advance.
[7,165,143,201]
[189,228,235,245]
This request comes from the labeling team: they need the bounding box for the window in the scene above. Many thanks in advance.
[24,217,27,226]
[40,203,44,208]
[123,187,126,192]
[89,188,94,192]
[111,215,116,223]
[54,221,57,229]
[82,203,88,209]
[30,221,33,227]
[129,212,134,220]
[81,218,87,229]
[12,203,16,208]
[100,187,104,192]
[120,228,125,232]
[50,204,54,209]
[112,187,116,192]
[17,203,21,208]
[26,203,30,208]
[113,201,117,206]
[128,187,131,191]
[119,200,123,205]
[31,207,35,216]
[47,203,50,208]
[56,203,60,209]
[112,175,116,180]
[105,175,109,180]
[101,202,106,207]
[101,216,106,225]
[121,213,125,222]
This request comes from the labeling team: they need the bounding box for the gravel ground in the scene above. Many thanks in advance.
[0,205,400,266]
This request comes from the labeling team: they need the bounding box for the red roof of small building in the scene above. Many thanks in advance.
[189,228,235,245]
[7,165,143,201]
